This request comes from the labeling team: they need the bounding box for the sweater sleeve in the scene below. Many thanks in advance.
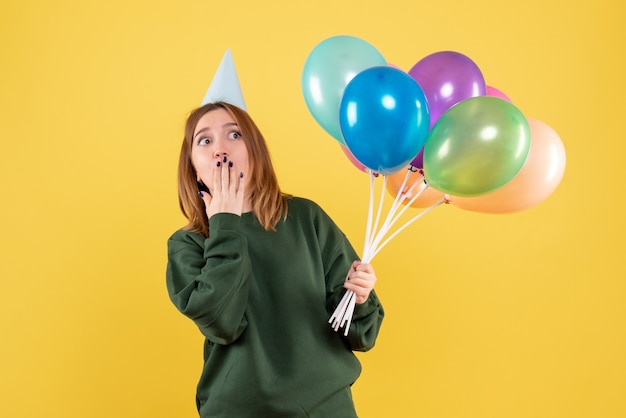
[166,214,251,345]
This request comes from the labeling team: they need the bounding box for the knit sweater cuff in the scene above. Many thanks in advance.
[208,213,243,233]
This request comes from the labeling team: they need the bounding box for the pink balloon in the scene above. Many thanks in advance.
[340,145,368,173]
[486,85,512,102]
[450,118,566,213]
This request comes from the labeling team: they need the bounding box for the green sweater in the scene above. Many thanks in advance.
[166,197,384,417]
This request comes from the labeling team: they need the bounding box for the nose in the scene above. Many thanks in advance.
[213,150,227,158]
[212,144,228,159]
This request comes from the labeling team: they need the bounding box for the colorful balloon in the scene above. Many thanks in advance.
[423,96,531,196]
[408,51,486,129]
[450,118,566,213]
[386,169,446,208]
[302,36,387,144]
[339,66,430,175]
[340,144,368,173]
[409,149,424,169]
[486,85,512,102]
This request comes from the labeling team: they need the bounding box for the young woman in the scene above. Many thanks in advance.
[166,101,384,417]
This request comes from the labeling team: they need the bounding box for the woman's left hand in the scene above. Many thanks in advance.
[344,261,377,304]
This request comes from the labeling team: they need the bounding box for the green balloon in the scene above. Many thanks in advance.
[423,96,531,197]
[302,36,387,144]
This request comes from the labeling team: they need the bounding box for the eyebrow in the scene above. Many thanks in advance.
[193,122,239,141]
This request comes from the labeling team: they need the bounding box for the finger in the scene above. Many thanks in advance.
[345,280,373,297]
[354,262,373,274]
[221,156,229,192]
[344,276,373,291]
[213,160,222,194]
[228,159,237,193]
[348,267,373,282]
[237,171,245,201]
[198,189,211,203]
[198,190,213,216]
[343,283,371,304]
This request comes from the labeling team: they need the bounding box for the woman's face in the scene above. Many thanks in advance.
[191,108,250,195]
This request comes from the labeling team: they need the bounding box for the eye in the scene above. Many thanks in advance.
[197,136,212,145]
[228,131,242,140]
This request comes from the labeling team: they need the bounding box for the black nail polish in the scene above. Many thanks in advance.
[217,161,221,167]
[240,172,244,178]
[223,156,227,163]
[198,191,204,198]
[229,161,233,168]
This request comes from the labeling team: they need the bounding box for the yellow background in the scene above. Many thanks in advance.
[1,0,624,417]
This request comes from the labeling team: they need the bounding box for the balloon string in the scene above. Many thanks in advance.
[329,289,353,329]
[369,198,444,260]
[329,269,354,329]
[361,170,406,261]
[365,174,387,257]
[389,169,413,218]
[340,291,357,336]
[363,170,376,257]
[406,174,425,197]
[331,170,378,334]
[375,183,433,255]
[364,171,421,260]
[330,169,442,335]
[387,181,429,228]
[383,170,413,234]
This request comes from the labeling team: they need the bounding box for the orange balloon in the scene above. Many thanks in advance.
[450,118,566,213]
[386,168,446,208]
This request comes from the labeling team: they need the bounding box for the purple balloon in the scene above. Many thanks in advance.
[409,51,486,128]
[410,149,423,169]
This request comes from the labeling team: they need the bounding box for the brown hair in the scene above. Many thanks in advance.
[177,102,289,236]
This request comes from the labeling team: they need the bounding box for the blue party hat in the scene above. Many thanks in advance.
[201,49,247,111]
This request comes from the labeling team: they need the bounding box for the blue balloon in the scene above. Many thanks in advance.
[339,66,430,174]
